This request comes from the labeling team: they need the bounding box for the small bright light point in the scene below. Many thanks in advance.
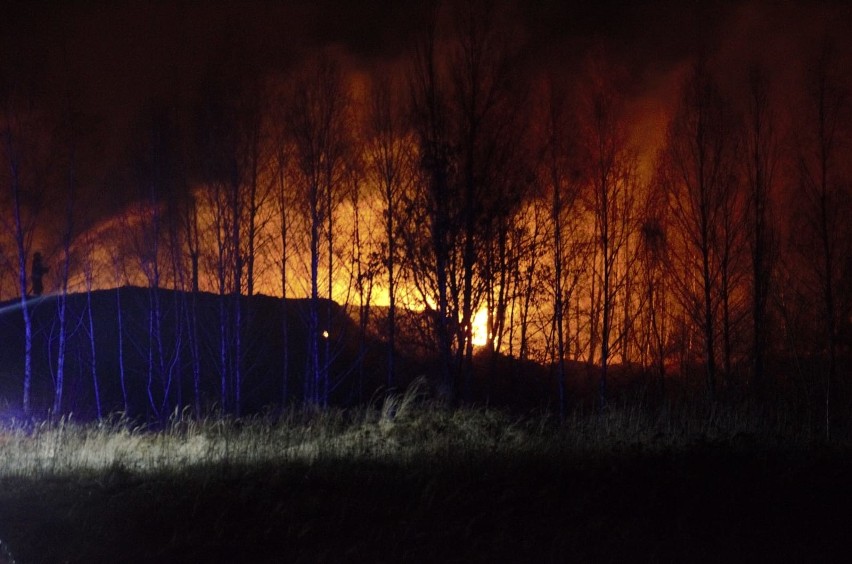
[322,330,329,339]
[472,308,488,347]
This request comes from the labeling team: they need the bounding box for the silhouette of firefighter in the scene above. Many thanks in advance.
[31,252,49,296]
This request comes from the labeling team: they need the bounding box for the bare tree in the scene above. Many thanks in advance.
[364,74,413,391]
[658,61,740,401]
[742,67,779,395]
[794,42,850,438]
[511,202,549,363]
[129,103,187,419]
[408,0,522,400]
[109,251,130,414]
[179,190,203,415]
[270,111,293,406]
[407,2,457,399]
[580,62,640,410]
[195,69,250,414]
[717,147,746,389]
[81,232,102,420]
[539,76,584,417]
[287,56,352,406]
[347,171,381,400]
[50,90,86,417]
[449,0,523,398]
[225,78,279,415]
[0,84,48,415]
[638,209,670,395]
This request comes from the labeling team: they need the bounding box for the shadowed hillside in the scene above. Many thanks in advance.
[0,287,581,421]
[0,287,364,420]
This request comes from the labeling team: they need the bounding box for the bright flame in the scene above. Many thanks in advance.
[471,308,488,347]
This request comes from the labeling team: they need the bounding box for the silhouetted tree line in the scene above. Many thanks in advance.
[0,2,849,431]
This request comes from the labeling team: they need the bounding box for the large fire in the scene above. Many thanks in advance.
[471,308,489,348]
[12,40,815,379]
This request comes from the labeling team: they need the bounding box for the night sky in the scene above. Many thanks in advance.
[6,1,849,142]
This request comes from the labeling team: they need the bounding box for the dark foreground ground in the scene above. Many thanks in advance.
[1,444,851,563]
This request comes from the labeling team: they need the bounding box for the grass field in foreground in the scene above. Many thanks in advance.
[0,391,850,562]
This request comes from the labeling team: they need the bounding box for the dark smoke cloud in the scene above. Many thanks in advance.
[0,0,848,228]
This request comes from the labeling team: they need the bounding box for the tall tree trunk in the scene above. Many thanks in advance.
[4,130,34,415]
[86,277,101,420]
[116,287,129,414]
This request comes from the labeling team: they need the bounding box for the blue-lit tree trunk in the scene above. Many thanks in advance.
[12,173,32,416]
[146,274,159,419]
[183,195,202,416]
[83,240,102,420]
[211,180,230,413]
[53,126,76,417]
[229,164,244,416]
[324,160,334,408]
[196,74,236,414]
[143,194,167,420]
[230,86,274,415]
[167,221,185,414]
[53,267,68,416]
[308,181,321,405]
[131,104,187,420]
[116,286,128,414]
[2,112,36,416]
[288,57,351,406]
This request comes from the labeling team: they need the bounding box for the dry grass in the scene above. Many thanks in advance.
[0,381,833,480]
[0,385,849,562]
